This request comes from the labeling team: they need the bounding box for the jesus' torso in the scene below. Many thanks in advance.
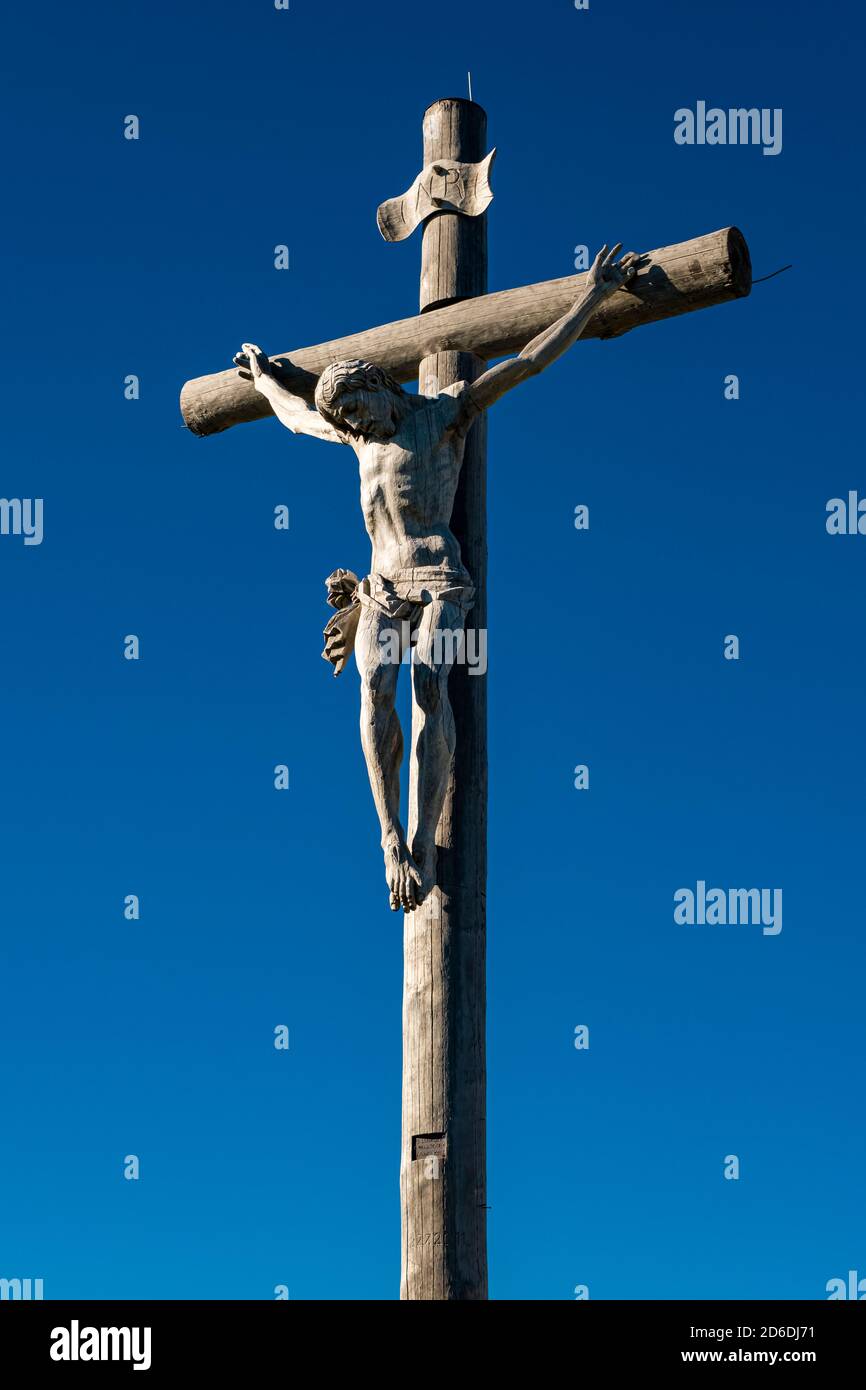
[350,386,476,581]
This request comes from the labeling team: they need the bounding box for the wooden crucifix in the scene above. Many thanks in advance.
[180,98,752,1301]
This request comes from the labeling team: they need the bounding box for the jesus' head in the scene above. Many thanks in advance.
[314,360,407,441]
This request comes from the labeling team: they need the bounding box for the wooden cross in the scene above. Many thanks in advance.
[180,98,751,1301]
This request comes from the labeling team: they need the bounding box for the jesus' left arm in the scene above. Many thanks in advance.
[458,244,640,417]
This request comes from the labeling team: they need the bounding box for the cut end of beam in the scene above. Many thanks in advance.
[726,225,752,297]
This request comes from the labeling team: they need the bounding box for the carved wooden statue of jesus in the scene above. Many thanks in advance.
[235,243,637,913]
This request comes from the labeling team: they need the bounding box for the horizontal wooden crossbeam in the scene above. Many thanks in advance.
[180,226,750,437]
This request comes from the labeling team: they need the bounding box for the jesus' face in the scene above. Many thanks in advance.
[331,386,401,442]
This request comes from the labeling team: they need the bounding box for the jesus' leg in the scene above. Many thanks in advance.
[354,604,423,913]
[409,598,466,898]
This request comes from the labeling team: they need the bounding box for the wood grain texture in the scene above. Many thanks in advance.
[180,226,751,435]
[377,148,495,242]
[402,99,488,1301]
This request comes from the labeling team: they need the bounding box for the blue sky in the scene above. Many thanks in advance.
[1,0,864,1300]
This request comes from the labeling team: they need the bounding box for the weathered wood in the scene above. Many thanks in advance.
[180,226,751,435]
[377,147,495,243]
[402,98,488,1302]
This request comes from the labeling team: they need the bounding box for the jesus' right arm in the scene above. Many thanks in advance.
[233,344,346,444]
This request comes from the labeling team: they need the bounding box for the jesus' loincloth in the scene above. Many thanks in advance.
[321,567,475,675]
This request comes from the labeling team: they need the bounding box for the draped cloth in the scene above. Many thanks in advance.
[321,569,362,677]
[321,568,475,676]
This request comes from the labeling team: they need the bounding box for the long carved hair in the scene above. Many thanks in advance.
[314,359,405,431]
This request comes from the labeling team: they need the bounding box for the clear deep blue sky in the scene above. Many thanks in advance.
[2,0,864,1301]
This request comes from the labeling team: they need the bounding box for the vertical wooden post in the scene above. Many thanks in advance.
[401,98,488,1300]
